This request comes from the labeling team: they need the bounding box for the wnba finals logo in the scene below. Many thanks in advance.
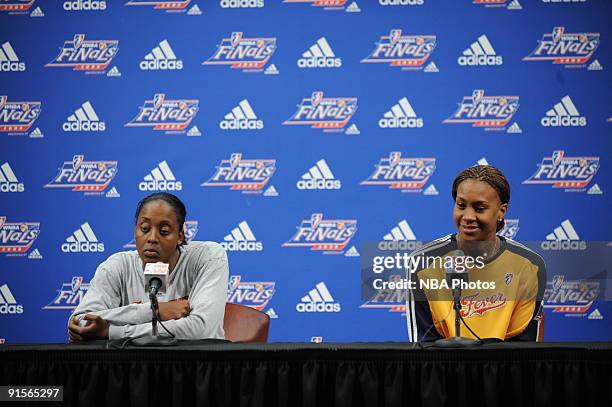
[202,153,276,193]
[203,32,277,72]
[0,95,42,135]
[524,27,600,67]
[0,217,40,255]
[361,29,436,70]
[227,276,276,311]
[283,91,358,131]
[443,89,519,130]
[45,155,118,194]
[361,152,436,192]
[45,34,118,73]
[523,150,599,191]
[43,277,90,310]
[125,94,199,134]
[283,213,357,254]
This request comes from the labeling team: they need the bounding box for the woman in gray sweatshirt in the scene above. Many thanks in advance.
[67,192,229,341]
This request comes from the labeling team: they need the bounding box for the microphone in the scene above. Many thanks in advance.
[432,249,481,347]
[144,262,169,297]
[132,261,178,347]
[445,250,467,303]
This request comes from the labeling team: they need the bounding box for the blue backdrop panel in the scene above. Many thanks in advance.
[0,0,610,343]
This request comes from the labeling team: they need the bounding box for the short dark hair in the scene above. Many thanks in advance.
[134,193,187,243]
[452,165,510,232]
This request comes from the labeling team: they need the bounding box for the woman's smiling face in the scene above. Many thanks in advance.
[453,179,507,241]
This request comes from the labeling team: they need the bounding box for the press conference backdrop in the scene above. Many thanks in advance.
[0,0,610,343]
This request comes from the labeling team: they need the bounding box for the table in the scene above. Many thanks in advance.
[1,341,610,407]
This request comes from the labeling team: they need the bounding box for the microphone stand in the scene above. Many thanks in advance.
[432,277,481,348]
[131,288,178,347]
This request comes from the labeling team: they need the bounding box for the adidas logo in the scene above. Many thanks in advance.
[507,122,522,133]
[61,222,105,253]
[296,282,341,313]
[423,184,439,195]
[264,64,279,75]
[105,187,120,198]
[588,309,603,320]
[297,37,342,69]
[297,159,341,190]
[219,99,264,130]
[28,248,42,259]
[63,0,107,11]
[384,220,416,241]
[220,221,263,251]
[220,0,264,8]
[541,96,587,127]
[263,185,278,196]
[379,220,422,250]
[379,0,424,5]
[344,245,360,257]
[424,61,438,72]
[541,219,586,251]
[0,162,25,193]
[139,161,182,191]
[587,183,602,195]
[345,1,361,12]
[106,66,121,77]
[30,6,44,17]
[29,127,44,138]
[546,219,579,240]
[507,0,522,9]
[63,101,106,132]
[0,41,26,72]
[458,35,503,66]
[379,97,423,128]
[140,40,183,71]
[266,308,278,319]
[187,4,202,14]
[588,59,603,71]
[345,124,360,135]
[0,284,23,314]
[477,158,489,166]
[187,126,202,137]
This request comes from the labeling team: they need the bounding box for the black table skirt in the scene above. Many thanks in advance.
[1,342,610,407]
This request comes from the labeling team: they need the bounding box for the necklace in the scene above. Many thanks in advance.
[484,237,500,258]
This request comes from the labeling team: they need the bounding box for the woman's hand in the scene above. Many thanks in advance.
[158,298,190,321]
[68,314,109,342]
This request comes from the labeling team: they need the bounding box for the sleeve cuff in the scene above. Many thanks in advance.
[108,324,125,340]
[137,303,153,324]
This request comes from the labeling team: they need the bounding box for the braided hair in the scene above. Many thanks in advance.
[451,165,510,232]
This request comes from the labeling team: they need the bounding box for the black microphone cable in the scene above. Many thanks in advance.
[149,292,176,339]
[457,310,483,343]
[155,312,176,338]
[415,305,454,349]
